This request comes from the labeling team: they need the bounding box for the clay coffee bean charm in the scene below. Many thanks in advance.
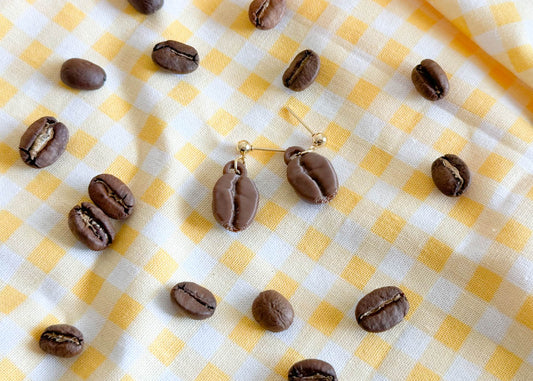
[355,286,409,332]
[212,161,259,232]
[88,174,135,220]
[68,202,115,251]
[283,50,320,91]
[431,154,470,197]
[171,281,216,320]
[284,147,338,204]
[128,0,164,14]
[288,359,337,381]
[248,0,286,30]
[152,40,199,74]
[411,59,449,101]
[19,116,69,168]
[60,58,106,90]
[39,324,84,358]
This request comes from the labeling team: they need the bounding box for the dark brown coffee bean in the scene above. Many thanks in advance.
[355,286,409,332]
[431,154,470,197]
[88,174,134,220]
[19,116,69,168]
[212,161,259,232]
[248,0,286,30]
[128,0,163,14]
[252,290,294,332]
[284,147,338,204]
[152,40,199,74]
[283,50,320,91]
[39,324,84,358]
[411,59,449,101]
[288,359,337,381]
[170,282,216,320]
[60,58,106,90]
[68,202,115,251]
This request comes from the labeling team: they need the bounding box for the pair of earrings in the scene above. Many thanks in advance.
[212,108,339,232]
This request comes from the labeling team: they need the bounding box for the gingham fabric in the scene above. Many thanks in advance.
[0,0,532,380]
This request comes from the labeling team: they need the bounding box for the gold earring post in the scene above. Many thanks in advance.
[285,107,327,147]
[237,140,285,154]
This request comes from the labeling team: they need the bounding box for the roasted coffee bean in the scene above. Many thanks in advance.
[68,202,115,251]
[89,174,134,220]
[39,324,84,358]
[355,286,409,332]
[431,154,470,197]
[152,40,199,74]
[19,116,69,168]
[411,59,449,101]
[248,0,286,30]
[284,147,338,204]
[60,58,106,90]
[171,282,216,320]
[288,359,337,381]
[283,50,320,91]
[128,0,163,14]
[212,161,259,232]
[252,290,294,332]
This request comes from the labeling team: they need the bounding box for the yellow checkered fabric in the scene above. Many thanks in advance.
[1,0,532,380]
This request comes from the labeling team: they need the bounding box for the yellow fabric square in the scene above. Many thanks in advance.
[73,271,104,304]
[378,39,410,69]
[418,237,453,273]
[130,54,156,81]
[516,296,533,330]
[371,210,406,243]
[250,136,279,164]
[139,115,167,145]
[355,335,391,368]
[316,57,339,87]
[452,16,472,37]
[280,98,310,126]
[220,241,255,275]
[373,0,392,6]
[0,211,22,242]
[528,186,533,201]
[297,227,331,261]
[347,79,380,109]
[496,219,531,252]
[99,94,132,121]
[485,346,523,381]
[269,35,300,64]
[336,16,368,45]
[54,3,85,31]
[180,211,213,244]
[106,156,138,184]
[491,3,521,26]
[509,117,533,143]
[0,286,26,314]
[23,105,55,126]
[113,224,139,255]
[449,197,484,227]
[449,34,478,56]
[229,316,264,351]
[175,143,206,172]
[0,143,19,173]
[144,249,178,283]
[433,129,468,153]
[435,315,471,350]
[462,89,496,118]
[407,363,440,381]
[163,20,193,41]
[466,266,502,302]
[193,0,222,15]
[360,146,392,176]
[0,359,24,381]
[141,178,175,209]
[207,109,238,136]
[407,9,437,31]
[26,171,61,200]
[309,301,343,336]
[67,130,97,159]
[20,41,51,69]
[93,32,125,60]
[330,186,361,215]
[274,349,304,377]
[71,346,106,379]
[27,238,65,273]
[168,81,200,106]
[297,0,328,22]
[149,328,185,366]
[109,294,144,329]
[341,256,376,289]
[489,65,515,89]
[390,105,423,133]
[196,364,229,381]
[0,79,17,107]
[266,272,299,298]
[478,153,514,182]
[402,170,434,200]
[402,286,423,319]
[238,73,270,101]
[0,15,13,40]
[202,49,231,75]
[255,201,288,230]
[230,10,254,38]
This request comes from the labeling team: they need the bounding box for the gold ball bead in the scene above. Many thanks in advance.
[238,140,252,154]
[312,133,327,147]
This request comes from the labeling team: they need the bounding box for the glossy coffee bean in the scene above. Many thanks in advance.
[212,161,259,232]
[355,286,409,332]
[431,154,470,197]
[171,282,216,320]
[248,0,286,30]
[39,324,84,358]
[152,40,199,74]
[60,58,106,90]
[284,147,338,204]
[19,116,69,168]
[89,174,134,220]
[68,202,115,251]
[288,359,337,381]
[252,290,294,332]
[283,50,320,91]
[411,59,449,101]
[128,0,163,14]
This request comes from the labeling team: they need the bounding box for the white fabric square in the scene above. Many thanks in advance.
[101,64,127,93]
[234,356,272,381]
[413,35,445,59]
[378,247,414,281]
[355,113,385,144]
[127,24,159,52]
[317,341,352,374]
[234,41,265,69]
[178,176,209,209]
[55,35,90,59]
[75,307,107,343]
[109,332,145,370]
[395,325,432,360]
[331,156,356,185]
[342,47,373,77]
[302,25,331,54]
[427,277,462,312]
[159,369,182,381]
[476,29,504,56]
[518,147,533,174]
[506,256,533,292]
[472,122,502,151]
[101,124,135,153]
[242,103,275,133]
[488,185,522,216]
[0,317,27,355]
[60,97,94,126]
[142,212,176,246]
[334,219,366,252]
[444,356,482,381]
[475,306,511,343]
[254,168,283,200]
[224,278,257,314]
[141,147,171,176]
[204,77,235,106]
[274,316,304,345]
[107,258,140,291]
[366,180,399,208]
[290,200,322,221]
[32,277,67,308]
[196,18,226,46]
[0,246,23,282]
[64,162,99,192]
[258,235,292,268]
[397,137,429,169]
[372,10,403,37]
[21,72,53,103]
[88,0,122,29]
[454,61,486,88]
[314,90,345,120]
[371,375,391,381]
[0,176,21,208]
[172,109,203,139]
[303,265,337,297]
[409,205,444,235]
[0,46,15,76]
[333,0,361,12]
[457,231,491,263]
[134,84,163,114]
[29,356,68,381]
[458,0,488,13]
[188,323,225,360]
[384,72,414,100]
[425,101,457,129]
[15,7,48,37]
[146,289,175,326]
[181,247,217,282]
[26,204,63,236]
